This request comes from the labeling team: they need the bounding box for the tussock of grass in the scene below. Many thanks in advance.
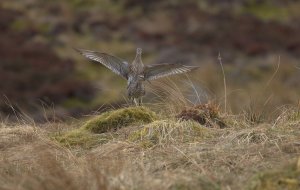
[0,126,37,150]
[248,158,300,190]
[84,106,157,133]
[129,120,211,148]
[230,126,275,145]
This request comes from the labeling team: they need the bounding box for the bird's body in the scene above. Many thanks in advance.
[76,48,198,105]
[127,76,145,105]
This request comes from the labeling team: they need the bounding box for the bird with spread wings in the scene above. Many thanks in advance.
[75,48,199,105]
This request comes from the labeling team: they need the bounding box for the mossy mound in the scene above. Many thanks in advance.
[84,107,157,133]
[129,120,211,148]
[54,128,109,149]
[54,107,156,148]
[248,158,300,190]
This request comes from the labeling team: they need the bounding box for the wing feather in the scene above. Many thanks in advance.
[144,63,199,81]
[75,48,129,79]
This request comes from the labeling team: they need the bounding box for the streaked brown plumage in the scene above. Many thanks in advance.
[75,48,199,105]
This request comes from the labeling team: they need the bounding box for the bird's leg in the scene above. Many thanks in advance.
[138,97,143,106]
[133,98,138,106]
[129,97,134,106]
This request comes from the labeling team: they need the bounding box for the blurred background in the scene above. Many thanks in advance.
[1,0,300,122]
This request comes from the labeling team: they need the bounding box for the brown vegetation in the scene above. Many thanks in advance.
[176,103,226,128]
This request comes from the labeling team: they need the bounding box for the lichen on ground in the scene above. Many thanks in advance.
[84,106,157,133]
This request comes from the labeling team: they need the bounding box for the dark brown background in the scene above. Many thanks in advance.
[1,0,300,121]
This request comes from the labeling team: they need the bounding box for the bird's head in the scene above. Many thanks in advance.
[136,48,142,55]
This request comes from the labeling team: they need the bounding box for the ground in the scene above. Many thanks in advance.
[1,106,299,190]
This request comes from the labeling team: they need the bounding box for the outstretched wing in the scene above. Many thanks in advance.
[75,48,130,79]
[144,63,199,81]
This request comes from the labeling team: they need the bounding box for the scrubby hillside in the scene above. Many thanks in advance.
[2,0,300,121]
[1,105,299,190]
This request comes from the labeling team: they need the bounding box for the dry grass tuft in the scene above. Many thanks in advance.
[0,126,37,150]
[129,120,211,148]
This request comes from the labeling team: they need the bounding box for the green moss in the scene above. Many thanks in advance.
[248,159,300,190]
[241,3,290,21]
[129,120,211,148]
[84,107,157,133]
[169,177,220,190]
[67,0,125,16]
[62,98,90,109]
[10,20,28,31]
[54,128,109,149]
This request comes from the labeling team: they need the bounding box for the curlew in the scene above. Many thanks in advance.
[75,48,198,105]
